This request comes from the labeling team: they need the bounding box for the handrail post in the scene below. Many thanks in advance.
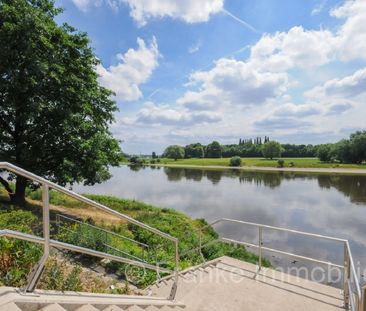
[169,239,179,300]
[344,242,350,309]
[258,226,263,271]
[360,285,366,311]
[24,183,50,292]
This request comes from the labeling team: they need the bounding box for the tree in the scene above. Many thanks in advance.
[184,143,204,158]
[349,131,366,163]
[262,141,282,159]
[152,152,157,159]
[0,0,121,203]
[163,145,185,160]
[206,141,222,158]
[317,145,332,162]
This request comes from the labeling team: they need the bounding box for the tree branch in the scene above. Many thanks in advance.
[0,175,14,195]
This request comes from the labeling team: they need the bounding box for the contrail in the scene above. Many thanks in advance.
[222,8,261,34]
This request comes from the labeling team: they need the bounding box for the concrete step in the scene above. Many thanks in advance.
[75,305,99,311]
[39,304,67,311]
[0,302,22,311]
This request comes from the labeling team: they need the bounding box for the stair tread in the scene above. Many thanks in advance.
[75,305,99,311]
[40,303,67,311]
[102,306,123,311]
[0,302,22,311]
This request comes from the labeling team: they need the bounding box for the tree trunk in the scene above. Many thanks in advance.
[12,176,27,204]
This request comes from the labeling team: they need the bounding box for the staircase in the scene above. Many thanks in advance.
[0,287,185,311]
[148,256,345,311]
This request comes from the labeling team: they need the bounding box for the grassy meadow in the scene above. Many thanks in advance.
[157,157,366,169]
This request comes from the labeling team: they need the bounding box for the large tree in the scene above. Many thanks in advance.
[206,141,222,158]
[163,145,185,160]
[262,141,282,160]
[0,0,121,203]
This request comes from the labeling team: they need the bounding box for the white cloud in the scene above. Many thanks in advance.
[311,0,327,16]
[306,67,366,99]
[250,26,335,72]
[96,37,159,102]
[188,40,202,54]
[135,102,222,126]
[122,0,223,26]
[331,0,366,61]
[273,103,321,117]
[178,58,288,110]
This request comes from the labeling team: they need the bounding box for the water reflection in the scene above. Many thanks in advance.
[74,165,366,286]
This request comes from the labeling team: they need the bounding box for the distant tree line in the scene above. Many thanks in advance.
[316,131,366,164]
[161,131,366,164]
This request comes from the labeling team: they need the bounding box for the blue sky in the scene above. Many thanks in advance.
[56,0,366,154]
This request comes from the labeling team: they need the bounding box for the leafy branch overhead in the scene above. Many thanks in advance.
[0,0,122,202]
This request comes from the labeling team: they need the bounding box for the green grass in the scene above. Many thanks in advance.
[157,157,366,169]
[1,189,269,287]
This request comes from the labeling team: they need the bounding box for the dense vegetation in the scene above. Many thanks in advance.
[0,188,268,289]
[0,0,121,203]
[157,131,366,165]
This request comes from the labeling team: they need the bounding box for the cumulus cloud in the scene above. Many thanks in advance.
[254,117,312,130]
[178,58,288,110]
[135,102,222,126]
[331,0,366,61]
[326,103,353,115]
[72,0,224,25]
[306,67,366,99]
[96,37,159,102]
[249,26,335,72]
[273,103,321,117]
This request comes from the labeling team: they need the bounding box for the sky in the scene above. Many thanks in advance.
[55,0,366,154]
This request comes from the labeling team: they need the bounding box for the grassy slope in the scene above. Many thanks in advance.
[158,157,366,169]
[0,188,269,288]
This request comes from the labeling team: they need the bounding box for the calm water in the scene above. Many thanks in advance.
[74,165,366,284]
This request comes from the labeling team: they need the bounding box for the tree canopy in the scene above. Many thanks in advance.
[206,141,222,158]
[0,0,121,202]
[262,141,282,159]
[163,145,185,160]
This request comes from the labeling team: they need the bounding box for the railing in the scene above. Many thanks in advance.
[0,162,179,300]
[55,214,149,262]
[185,218,363,311]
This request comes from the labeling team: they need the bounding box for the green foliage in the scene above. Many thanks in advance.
[39,258,82,292]
[317,144,332,162]
[0,210,42,286]
[129,156,145,165]
[277,159,285,168]
[262,141,282,159]
[206,141,222,158]
[229,156,242,167]
[349,131,366,163]
[184,143,204,158]
[163,145,185,160]
[0,0,121,202]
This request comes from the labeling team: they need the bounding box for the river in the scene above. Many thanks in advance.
[73,165,366,286]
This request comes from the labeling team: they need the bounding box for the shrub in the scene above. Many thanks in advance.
[229,156,242,167]
[277,159,285,168]
[289,161,295,167]
[317,145,332,162]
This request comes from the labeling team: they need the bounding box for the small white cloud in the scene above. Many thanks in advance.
[97,37,159,102]
[188,40,202,54]
[311,0,327,16]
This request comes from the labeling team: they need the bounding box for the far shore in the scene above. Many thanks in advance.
[143,163,366,175]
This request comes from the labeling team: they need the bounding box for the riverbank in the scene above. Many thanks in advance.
[146,157,366,175]
[0,188,267,290]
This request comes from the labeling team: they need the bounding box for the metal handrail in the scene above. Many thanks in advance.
[0,162,179,300]
[56,214,149,249]
[192,218,362,311]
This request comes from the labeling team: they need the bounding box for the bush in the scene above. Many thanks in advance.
[277,159,285,167]
[317,145,332,162]
[289,161,295,167]
[229,156,242,167]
